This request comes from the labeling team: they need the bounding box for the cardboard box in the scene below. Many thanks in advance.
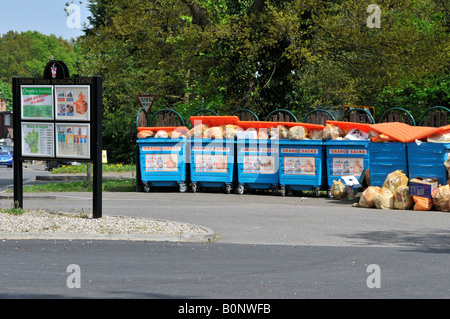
[409,177,439,198]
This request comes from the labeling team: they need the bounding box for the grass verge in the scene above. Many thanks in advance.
[50,163,135,174]
[19,179,136,193]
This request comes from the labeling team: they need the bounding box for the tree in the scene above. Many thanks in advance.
[0,31,78,81]
[0,80,13,110]
[76,0,449,163]
[0,31,78,110]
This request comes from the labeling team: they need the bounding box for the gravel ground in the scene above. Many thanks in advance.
[0,210,208,236]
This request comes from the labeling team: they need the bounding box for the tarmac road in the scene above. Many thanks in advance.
[0,166,449,299]
[5,191,450,248]
[0,164,53,192]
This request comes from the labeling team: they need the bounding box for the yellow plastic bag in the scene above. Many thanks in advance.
[444,157,450,182]
[374,188,394,210]
[382,170,408,193]
[393,186,413,210]
[432,185,450,212]
[323,124,344,140]
[359,186,381,208]
[331,180,347,199]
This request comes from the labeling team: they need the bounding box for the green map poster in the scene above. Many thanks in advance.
[21,123,54,157]
[21,86,54,119]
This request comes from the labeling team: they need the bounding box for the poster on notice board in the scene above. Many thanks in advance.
[56,123,90,159]
[55,85,90,121]
[21,86,54,120]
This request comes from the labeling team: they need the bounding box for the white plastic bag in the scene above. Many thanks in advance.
[345,128,369,140]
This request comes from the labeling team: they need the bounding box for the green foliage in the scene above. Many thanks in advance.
[0,79,13,110]
[0,31,78,81]
[71,0,448,162]
[20,179,136,192]
[3,0,449,164]
[50,163,135,174]
[374,74,450,120]
[1,207,26,215]
[0,31,79,110]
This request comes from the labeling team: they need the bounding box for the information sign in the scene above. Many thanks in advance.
[55,85,90,121]
[13,60,103,218]
[21,122,54,157]
[21,85,54,120]
[56,123,90,158]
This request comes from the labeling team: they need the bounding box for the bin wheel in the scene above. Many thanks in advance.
[236,185,244,195]
[225,184,232,194]
[192,183,198,193]
[327,189,333,198]
[315,187,321,197]
[280,186,286,197]
[143,183,150,193]
[271,186,278,195]
[179,183,187,193]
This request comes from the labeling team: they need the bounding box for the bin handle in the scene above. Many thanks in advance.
[418,164,434,167]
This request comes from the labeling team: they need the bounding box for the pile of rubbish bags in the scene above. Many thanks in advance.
[357,169,450,212]
[137,116,326,141]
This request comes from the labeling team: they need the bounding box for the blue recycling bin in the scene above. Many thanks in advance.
[325,140,370,195]
[137,137,188,192]
[368,142,408,187]
[407,142,450,185]
[278,139,326,196]
[236,138,279,194]
[189,138,236,193]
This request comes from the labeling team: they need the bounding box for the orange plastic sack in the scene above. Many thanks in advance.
[413,196,434,211]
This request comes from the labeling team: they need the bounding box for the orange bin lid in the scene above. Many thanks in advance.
[237,121,279,130]
[189,116,240,127]
[368,123,439,143]
[137,126,188,133]
[326,120,372,133]
[405,124,450,142]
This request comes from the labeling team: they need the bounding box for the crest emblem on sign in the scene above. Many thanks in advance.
[51,64,57,78]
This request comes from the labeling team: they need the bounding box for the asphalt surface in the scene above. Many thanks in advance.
[3,190,449,248]
[0,165,449,299]
[2,240,448,299]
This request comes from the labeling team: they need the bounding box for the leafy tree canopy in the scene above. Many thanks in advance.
[69,0,449,162]
[0,31,78,110]
[77,0,448,116]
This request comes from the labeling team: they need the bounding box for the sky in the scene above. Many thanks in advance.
[0,0,92,40]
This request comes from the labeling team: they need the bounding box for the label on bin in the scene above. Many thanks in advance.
[332,157,364,177]
[142,146,181,151]
[195,155,228,173]
[281,148,318,154]
[240,147,278,153]
[284,157,316,175]
[243,155,276,174]
[329,149,367,155]
[145,154,178,172]
[192,146,230,152]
